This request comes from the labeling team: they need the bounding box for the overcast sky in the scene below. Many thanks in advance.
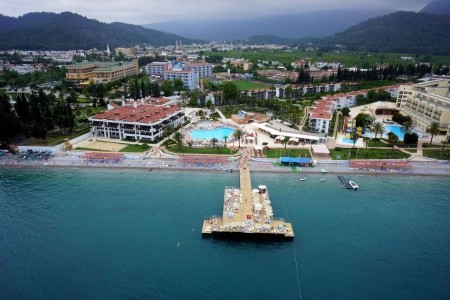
[0,0,432,24]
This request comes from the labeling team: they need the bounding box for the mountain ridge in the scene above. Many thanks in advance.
[420,0,450,15]
[0,12,202,50]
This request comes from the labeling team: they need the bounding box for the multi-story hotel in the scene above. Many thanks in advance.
[89,104,185,142]
[65,60,139,85]
[397,80,450,132]
[145,61,212,90]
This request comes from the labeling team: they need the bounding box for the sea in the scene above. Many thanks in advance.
[0,168,449,299]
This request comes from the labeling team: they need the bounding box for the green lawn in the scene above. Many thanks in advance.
[232,80,271,90]
[167,145,237,155]
[422,149,450,160]
[331,149,410,160]
[120,144,150,153]
[368,139,388,147]
[265,148,311,158]
[21,127,90,146]
[75,147,110,152]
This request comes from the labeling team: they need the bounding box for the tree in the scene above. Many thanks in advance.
[173,78,185,92]
[173,131,183,151]
[0,90,21,141]
[187,140,193,149]
[223,135,228,145]
[350,129,359,148]
[221,81,239,105]
[363,137,370,150]
[233,129,244,148]
[341,107,350,117]
[372,122,384,139]
[161,81,174,97]
[401,120,413,133]
[283,136,290,149]
[426,121,440,145]
[163,125,175,137]
[211,137,218,148]
[387,132,399,152]
[355,113,369,128]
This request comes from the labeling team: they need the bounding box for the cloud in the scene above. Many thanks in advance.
[0,0,431,24]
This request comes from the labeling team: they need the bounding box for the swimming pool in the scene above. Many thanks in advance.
[189,127,235,141]
[384,125,405,140]
[342,137,356,145]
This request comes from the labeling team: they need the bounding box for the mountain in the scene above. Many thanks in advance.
[319,11,450,54]
[144,9,391,41]
[420,0,450,15]
[0,12,202,50]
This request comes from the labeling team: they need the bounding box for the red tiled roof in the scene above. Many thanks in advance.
[92,105,181,124]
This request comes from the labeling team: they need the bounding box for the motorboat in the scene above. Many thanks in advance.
[321,168,327,174]
[320,178,326,182]
[299,178,306,181]
[349,181,359,190]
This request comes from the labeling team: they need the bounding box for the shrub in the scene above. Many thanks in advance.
[334,147,342,151]
[141,143,150,149]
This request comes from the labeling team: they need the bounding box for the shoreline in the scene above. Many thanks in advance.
[1,158,449,178]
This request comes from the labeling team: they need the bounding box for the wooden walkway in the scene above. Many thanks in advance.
[202,154,294,240]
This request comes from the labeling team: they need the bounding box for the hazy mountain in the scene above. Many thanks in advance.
[319,11,450,54]
[420,0,450,15]
[0,12,202,50]
[144,9,392,40]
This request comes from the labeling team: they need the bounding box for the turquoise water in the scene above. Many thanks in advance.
[190,127,235,141]
[342,137,355,144]
[384,125,405,140]
[1,168,449,299]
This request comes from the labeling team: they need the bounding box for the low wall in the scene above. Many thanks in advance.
[17,132,91,153]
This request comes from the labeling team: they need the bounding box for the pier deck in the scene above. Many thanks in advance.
[202,155,294,240]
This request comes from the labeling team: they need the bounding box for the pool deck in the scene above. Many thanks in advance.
[202,155,294,240]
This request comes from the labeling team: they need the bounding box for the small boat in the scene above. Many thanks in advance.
[320,178,326,182]
[299,178,306,181]
[349,181,359,190]
[321,168,327,174]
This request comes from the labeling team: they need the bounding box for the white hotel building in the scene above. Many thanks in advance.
[89,104,185,142]
[397,79,450,132]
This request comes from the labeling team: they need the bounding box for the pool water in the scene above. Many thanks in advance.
[342,137,356,144]
[384,125,405,140]
[189,127,235,141]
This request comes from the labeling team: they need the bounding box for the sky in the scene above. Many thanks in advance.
[0,0,432,24]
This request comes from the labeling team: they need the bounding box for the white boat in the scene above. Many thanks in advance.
[349,181,359,190]
[320,178,326,182]
[321,168,327,174]
[299,178,306,181]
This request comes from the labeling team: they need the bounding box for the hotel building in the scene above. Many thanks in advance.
[397,80,450,132]
[89,104,184,141]
[66,60,139,85]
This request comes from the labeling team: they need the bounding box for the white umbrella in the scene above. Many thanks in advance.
[254,203,263,211]
[263,224,271,230]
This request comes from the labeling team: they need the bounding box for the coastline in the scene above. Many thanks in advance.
[1,156,449,177]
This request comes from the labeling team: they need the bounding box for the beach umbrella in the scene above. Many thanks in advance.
[254,203,263,211]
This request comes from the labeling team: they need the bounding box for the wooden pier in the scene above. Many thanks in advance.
[202,155,294,240]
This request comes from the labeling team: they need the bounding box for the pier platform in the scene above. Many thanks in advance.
[202,155,294,240]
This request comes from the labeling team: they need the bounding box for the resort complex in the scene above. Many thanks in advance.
[65,60,139,85]
[397,79,450,133]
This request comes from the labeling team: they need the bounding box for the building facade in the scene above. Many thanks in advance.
[396,80,450,132]
[187,62,213,78]
[145,62,171,75]
[164,69,198,90]
[89,104,185,142]
[66,60,139,85]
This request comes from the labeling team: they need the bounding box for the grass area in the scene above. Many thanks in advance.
[120,144,150,153]
[207,50,450,68]
[21,127,90,146]
[404,148,417,153]
[74,106,107,117]
[367,139,388,147]
[167,145,237,155]
[265,148,311,158]
[422,149,450,160]
[232,80,271,90]
[330,148,410,160]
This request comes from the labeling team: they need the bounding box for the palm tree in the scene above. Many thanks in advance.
[402,120,413,133]
[283,136,290,149]
[388,132,399,152]
[426,121,440,145]
[187,140,193,149]
[233,129,244,148]
[372,122,384,139]
[363,137,370,150]
[223,135,228,145]
[173,131,183,151]
[350,129,359,148]
[211,137,218,148]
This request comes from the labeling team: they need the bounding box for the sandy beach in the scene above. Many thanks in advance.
[1,152,449,177]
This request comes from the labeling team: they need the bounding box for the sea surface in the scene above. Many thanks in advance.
[0,168,449,299]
